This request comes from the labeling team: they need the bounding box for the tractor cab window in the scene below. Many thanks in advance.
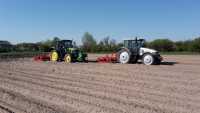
[124,40,131,48]
[57,40,73,49]
[124,40,145,49]
[131,40,137,48]
[63,41,73,48]
[124,40,138,49]
[124,40,129,48]
[137,40,145,48]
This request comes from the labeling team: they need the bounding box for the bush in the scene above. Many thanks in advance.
[190,37,200,52]
[0,41,13,53]
[148,39,175,52]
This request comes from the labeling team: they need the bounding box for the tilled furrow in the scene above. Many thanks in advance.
[0,87,68,113]
[1,56,200,113]
[4,63,199,85]
[4,67,200,98]
[0,78,131,113]
[0,73,196,113]
[0,99,27,113]
[4,65,199,93]
[0,104,14,113]
[1,69,200,110]
[0,62,195,83]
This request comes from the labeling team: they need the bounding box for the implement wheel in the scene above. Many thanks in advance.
[64,54,72,63]
[50,51,58,61]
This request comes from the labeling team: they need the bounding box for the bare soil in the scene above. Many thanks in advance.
[0,54,200,113]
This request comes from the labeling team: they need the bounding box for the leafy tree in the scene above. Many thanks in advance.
[97,37,118,52]
[81,32,97,52]
[36,37,61,52]
[37,42,50,52]
[52,37,60,47]
[101,36,110,51]
[97,41,104,51]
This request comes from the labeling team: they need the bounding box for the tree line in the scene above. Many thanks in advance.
[0,32,200,53]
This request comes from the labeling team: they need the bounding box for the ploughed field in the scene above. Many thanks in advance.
[0,54,200,113]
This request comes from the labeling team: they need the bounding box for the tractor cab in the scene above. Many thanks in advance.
[54,40,74,60]
[124,39,145,49]
[56,40,73,50]
[123,39,145,55]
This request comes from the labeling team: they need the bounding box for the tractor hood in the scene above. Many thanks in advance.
[139,47,158,55]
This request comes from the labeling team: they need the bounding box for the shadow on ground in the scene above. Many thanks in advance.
[160,61,178,66]
[88,60,178,66]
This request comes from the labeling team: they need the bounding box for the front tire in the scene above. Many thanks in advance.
[64,54,72,63]
[142,54,155,65]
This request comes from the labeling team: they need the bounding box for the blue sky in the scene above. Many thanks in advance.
[0,0,200,44]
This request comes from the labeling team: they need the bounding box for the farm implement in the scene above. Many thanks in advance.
[97,53,117,63]
[33,54,50,61]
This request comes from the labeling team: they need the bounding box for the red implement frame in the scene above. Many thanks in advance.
[97,53,117,63]
[33,54,50,61]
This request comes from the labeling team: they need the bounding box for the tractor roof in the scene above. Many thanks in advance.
[60,40,72,42]
[124,39,145,41]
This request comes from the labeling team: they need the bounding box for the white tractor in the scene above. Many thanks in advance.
[117,38,163,65]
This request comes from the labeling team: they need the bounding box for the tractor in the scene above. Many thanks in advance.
[50,40,88,63]
[117,38,162,65]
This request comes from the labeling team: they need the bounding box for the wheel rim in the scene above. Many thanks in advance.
[119,51,129,64]
[65,55,71,63]
[51,51,58,61]
[144,55,153,65]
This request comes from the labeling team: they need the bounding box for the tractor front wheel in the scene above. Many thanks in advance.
[64,54,72,63]
[142,54,155,65]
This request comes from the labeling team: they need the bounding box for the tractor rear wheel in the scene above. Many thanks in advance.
[64,54,72,63]
[118,49,130,64]
[50,51,58,61]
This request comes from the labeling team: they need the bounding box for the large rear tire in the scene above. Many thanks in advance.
[118,49,130,64]
[142,54,155,65]
[50,51,58,62]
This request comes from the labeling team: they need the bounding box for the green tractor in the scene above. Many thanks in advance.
[50,40,88,63]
